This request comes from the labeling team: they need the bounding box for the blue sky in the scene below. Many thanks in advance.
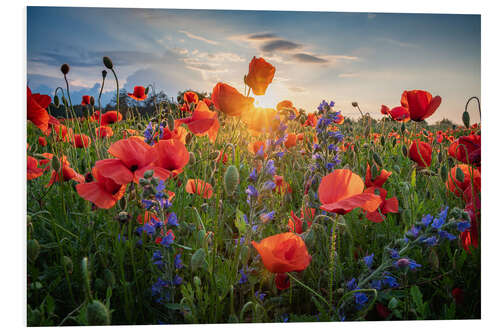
[27,7,481,124]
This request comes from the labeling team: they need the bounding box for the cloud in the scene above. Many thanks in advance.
[291,53,328,64]
[247,33,277,40]
[378,38,417,48]
[288,86,307,93]
[261,40,302,53]
[179,30,219,45]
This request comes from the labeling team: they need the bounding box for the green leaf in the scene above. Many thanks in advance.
[388,297,399,310]
[410,285,424,316]
[235,208,247,234]
[411,168,416,187]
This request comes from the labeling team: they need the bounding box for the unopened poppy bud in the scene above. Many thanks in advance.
[143,169,154,179]
[371,163,379,179]
[103,56,113,69]
[145,86,150,95]
[167,114,175,131]
[393,165,401,174]
[102,70,107,79]
[392,138,397,147]
[60,63,70,75]
[62,256,73,274]
[54,95,60,107]
[62,96,68,106]
[380,136,385,146]
[90,96,95,106]
[187,152,196,165]
[462,110,470,128]
[373,152,383,167]
[402,145,408,156]
[51,156,60,172]
[139,178,148,186]
[224,165,240,195]
[86,300,111,325]
[27,239,40,263]
[455,166,465,183]
[352,101,358,107]
[401,122,406,133]
[185,133,192,145]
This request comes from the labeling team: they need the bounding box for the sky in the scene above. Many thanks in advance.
[27,6,481,124]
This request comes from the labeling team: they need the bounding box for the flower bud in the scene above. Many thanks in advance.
[86,300,111,325]
[224,165,240,195]
[352,101,358,107]
[60,63,70,75]
[54,95,60,107]
[402,145,408,157]
[462,110,470,128]
[103,56,113,69]
[90,96,95,106]
[51,156,60,172]
[102,70,107,79]
[139,178,148,186]
[373,152,383,167]
[455,166,465,183]
[143,169,154,179]
[188,152,196,165]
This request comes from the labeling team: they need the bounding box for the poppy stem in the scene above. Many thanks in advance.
[465,96,481,120]
[328,214,340,307]
[287,272,330,308]
[110,68,120,113]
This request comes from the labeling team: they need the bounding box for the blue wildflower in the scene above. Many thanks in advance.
[160,232,175,247]
[363,253,375,268]
[439,230,457,240]
[174,253,183,269]
[254,291,266,301]
[346,278,357,291]
[457,221,471,232]
[265,160,276,176]
[173,275,183,286]
[354,292,368,310]
[388,248,400,259]
[421,236,438,246]
[260,211,275,223]
[142,199,154,210]
[406,226,420,238]
[421,214,433,227]
[383,274,399,288]
[262,180,276,191]
[246,185,259,200]
[370,279,382,290]
[168,212,179,227]
[249,168,258,182]
[238,268,248,284]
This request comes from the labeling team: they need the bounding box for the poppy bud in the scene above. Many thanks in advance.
[381,136,385,146]
[401,122,406,134]
[86,300,111,326]
[392,138,397,147]
[402,145,408,156]
[51,156,60,172]
[185,133,192,145]
[438,151,443,163]
[119,197,126,210]
[139,178,148,186]
[60,63,70,75]
[62,256,73,274]
[103,56,113,69]
[90,96,95,106]
[394,165,401,174]
[102,70,107,79]
[224,165,240,195]
[143,169,154,179]
[462,110,470,128]
[352,101,358,107]
[27,239,40,263]
[167,113,175,131]
[188,152,196,165]
[54,95,60,107]
[150,177,159,187]
[455,166,465,183]
[145,86,150,95]
[371,163,379,180]
[373,152,383,167]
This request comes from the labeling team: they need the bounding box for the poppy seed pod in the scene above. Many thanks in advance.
[224,165,240,195]
[143,169,154,179]
[103,56,113,69]
[102,70,107,79]
[352,101,358,107]
[51,156,60,172]
[86,300,111,326]
[60,63,70,75]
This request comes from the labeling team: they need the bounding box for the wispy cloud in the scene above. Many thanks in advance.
[179,30,219,45]
[378,37,417,48]
[261,40,302,53]
[291,53,328,64]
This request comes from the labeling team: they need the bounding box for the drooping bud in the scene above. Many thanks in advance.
[90,96,95,106]
[380,136,385,146]
[373,152,383,167]
[455,166,465,183]
[103,56,113,69]
[86,300,111,325]
[401,122,406,134]
[462,110,470,128]
[440,165,447,182]
[402,145,408,157]
[351,101,358,107]
[224,165,240,195]
[54,95,60,107]
[60,64,70,75]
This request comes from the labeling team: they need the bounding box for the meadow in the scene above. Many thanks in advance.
[26,55,481,325]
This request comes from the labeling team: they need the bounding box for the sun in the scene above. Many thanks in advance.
[253,94,279,110]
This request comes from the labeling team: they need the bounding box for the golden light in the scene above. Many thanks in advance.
[253,94,280,110]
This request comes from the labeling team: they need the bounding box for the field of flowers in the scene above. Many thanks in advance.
[26,56,480,325]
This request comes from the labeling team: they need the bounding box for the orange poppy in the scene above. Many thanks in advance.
[363,187,399,223]
[135,139,189,181]
[128,86,147,101]
[38,136,47,147]
[318,169,382,215]
[76,164,127,209]
[276,100,298,116]
[388,106,410,122]
[72,134,91,148]
[47,156,85,187]
[409,140,432,168]
[81,95,92,105]
[251,232,311,273]
[284,133,297,149]
[446,164,481,198]
[160,121,189,144]
[96,137,156,185]
[365,163,392,188]
[27,156,44,180]
[303,113,318,127]
[185,179,214,199]
[27,87,50,133]
[48,124,73,142]
[95,126,114,138]
[245,57,276,96]
[401,90,441,121]
[448,134,481,167]
[247,140,267,156]
[334,113,345,124]
[288,208,316,234]
[183,91,199,105]
[178,101,219,144]
[215,150,228,164]
[100,111,123,125]
[211,82,254,117]
[203,98,213,108]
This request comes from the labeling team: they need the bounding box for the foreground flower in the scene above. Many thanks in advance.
[76,164,127,209]
[401,90,441,121]
[318,169,382,214]
[363,187,399,223]
[127,86,147,101]
[95,126,114,138]
[251,232,311,273]
[245,57,276,96]
[178,101,219,143]
[211,82,254,117]
[409,140,432,168]
[160,121,189,144]
[185,179,214,199]
[27,87,50,132]
[446,164,481,197]
[136,139,189,180]
[242,107,280,135]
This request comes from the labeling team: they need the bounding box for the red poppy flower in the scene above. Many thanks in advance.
[135,139,189,181]
[288,208,315,234]
[183,91,199,105]
[365,163,392,188]
[81,95,92,105]
[275,273,290,290]
[76,164,127,209]
[388,106,410,122]
[363,187,399,223]
[96,126,113,139]
[401,90,441,121]
[303,113,318,127]
[211,82,254,117]
[185,179,214,199]
[27,156,44,180]
[72,134,91,148]
[215,150,228,164]
[448,134,481,167]
[245,57,276,96]
[409,140,432,168]
[128,86,147,101]
[446,164,481,198]
[48,124,72,142]
[100,111,123,125]
[318,169,382,215]
[47,156,85,187]
[160,121,189,144]
[380,105,390,115]
[203,98,213,107]
[251,232,312,273]
[96,137,157,185]
[137,211,159,225]
[27,87,51,133]
[276,100,298,116]
[274,175,292,195]
[334,113,345,124]
[461,203,480,252]
[284,133,297,149]
[178,101,219,144]
[247,140,267,156]
[38,136,47,147]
